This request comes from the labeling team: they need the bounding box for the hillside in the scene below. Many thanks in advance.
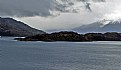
[0,17,46,36]
[73,19,121,33]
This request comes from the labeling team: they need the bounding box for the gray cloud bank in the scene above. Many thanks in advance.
[0,0,105,17]
[1,0,121,31]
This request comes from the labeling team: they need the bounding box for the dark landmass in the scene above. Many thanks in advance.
[0,17,46,37]
[15,31,121,42]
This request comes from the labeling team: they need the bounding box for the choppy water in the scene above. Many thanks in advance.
[1,37,121,70]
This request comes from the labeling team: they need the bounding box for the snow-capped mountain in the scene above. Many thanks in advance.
[73,19,121,33]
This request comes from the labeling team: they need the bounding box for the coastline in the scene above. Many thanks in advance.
[14,31,121,42]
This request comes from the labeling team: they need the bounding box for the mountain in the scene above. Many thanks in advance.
[0,17,46,36]
[73,19,121,33]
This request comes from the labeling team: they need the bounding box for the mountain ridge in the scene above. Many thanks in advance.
[0,17,46,36]
[73,19,121,33]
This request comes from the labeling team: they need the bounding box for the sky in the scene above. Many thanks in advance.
[0,0,121,31]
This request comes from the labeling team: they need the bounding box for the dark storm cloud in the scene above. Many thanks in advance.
[0,0,105,17]
[0,0,55,17]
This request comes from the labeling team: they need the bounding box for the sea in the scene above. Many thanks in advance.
[1,37,121,70]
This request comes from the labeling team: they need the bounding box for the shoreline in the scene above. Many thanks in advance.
[14,31,121,42]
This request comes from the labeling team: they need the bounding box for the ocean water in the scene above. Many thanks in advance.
[1,37,121,70]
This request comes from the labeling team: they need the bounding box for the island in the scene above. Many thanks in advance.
[15,31,121,42]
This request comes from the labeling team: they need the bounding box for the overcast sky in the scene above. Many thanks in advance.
[0,0,121,31]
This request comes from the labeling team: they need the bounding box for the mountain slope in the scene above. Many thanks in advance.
[0,17,46,36]
[73,19,121,33]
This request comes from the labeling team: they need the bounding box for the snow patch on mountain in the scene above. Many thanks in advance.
[73,18,121,33]
[99,20,111,27]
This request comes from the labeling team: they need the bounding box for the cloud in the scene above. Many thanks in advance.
[0,0,55,17]
[13,0,121,31]
[0,0,105,17]
[1,0,121,31]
